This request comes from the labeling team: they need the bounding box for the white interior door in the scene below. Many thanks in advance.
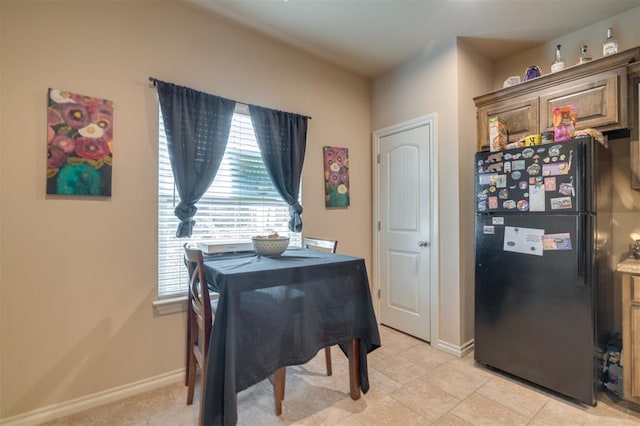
[376,118,434,342]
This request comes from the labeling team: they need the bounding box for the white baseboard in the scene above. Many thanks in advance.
[432,338,474,358]
[0,369,184,426]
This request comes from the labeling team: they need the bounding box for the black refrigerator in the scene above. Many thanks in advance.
[474,137,613,405]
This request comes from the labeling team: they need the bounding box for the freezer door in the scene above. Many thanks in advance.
[474,213,596,405]
[475,139,591,214]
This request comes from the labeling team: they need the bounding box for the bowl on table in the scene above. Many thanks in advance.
[252,236,290,257]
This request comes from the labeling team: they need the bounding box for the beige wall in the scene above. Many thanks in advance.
[370,37,494,351]
[372,38,476,351]
[0,0,371,419]
[455,39,493,347]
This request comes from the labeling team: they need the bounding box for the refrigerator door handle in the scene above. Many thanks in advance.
[576,215,590,287]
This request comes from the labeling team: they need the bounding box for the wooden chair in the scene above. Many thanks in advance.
[183,245,286,421]
[304,237,338,254]
[303,237,338,376]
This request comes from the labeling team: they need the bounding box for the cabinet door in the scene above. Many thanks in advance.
[622,275,640,404]
[477,96,539,151]
[540,68,627,132]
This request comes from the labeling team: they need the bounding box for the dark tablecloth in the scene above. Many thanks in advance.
[200,248,381,425]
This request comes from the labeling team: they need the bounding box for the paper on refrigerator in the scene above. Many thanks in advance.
[503,226,544,256]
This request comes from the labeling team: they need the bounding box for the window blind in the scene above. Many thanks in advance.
[158,108,301,298]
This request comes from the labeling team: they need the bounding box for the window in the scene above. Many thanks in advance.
[158,106,301,298]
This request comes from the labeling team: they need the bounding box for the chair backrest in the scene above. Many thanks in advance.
[184,244,213,355]
[303,237,338,253]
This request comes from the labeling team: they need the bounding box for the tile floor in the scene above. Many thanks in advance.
[44,325,640,425]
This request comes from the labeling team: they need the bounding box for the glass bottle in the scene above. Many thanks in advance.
[577,45,592,64]
[602,28,618,56]
[551,44,565,73]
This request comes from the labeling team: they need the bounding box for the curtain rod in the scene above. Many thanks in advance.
[148,77,311,120]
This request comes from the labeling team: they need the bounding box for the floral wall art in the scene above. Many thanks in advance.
[47,88,113,196]
[323,146,350,208]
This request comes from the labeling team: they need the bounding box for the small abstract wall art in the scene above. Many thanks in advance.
[323,146,350,208]
[47,88,113,196]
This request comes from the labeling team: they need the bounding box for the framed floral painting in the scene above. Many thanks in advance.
[323,146,350,208]
[47,88,113,196]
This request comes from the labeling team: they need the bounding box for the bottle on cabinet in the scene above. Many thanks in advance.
[551,44,565,73]
[602,28,618,56]
[577,45,592,64]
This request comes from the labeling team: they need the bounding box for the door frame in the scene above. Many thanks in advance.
[372,113,439,343]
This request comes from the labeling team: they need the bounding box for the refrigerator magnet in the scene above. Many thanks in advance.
[517,200,529,211]
[503,200,516,209]
[483,225,495,235]
[544,177,557,191]
[492,217,504,225]
[511,171,522,180]
[549,145,562,156]
[526,163,541,176]
[478,201,487,211]
[550,196,572,209]
[496,175,507,188]
[487,152,503,163]
[519,181,528,190]
[487,163,503,172]
[558,182,574,196]
[513,160,526,170]
[478,174,495,185]
[498,189,509,199]
[488,197,498,209]
[503,226,544,256]
[542,233,572,250]
[529,181,546,212]
[543,162,569,176]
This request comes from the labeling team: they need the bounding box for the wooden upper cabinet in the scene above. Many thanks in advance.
[540,68,626,132]
[477,96,538,150]
[474,47,639,152]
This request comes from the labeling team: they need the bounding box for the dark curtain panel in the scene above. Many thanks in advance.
[249,105,308,232]
[156,81,236,237]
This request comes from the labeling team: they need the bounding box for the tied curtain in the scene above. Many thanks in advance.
[249,105,308,232]
[156,80,236,238]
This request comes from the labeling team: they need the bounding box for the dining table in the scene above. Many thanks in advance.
[199,247,381,425]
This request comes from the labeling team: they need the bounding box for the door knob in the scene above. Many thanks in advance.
[418,241,429,247]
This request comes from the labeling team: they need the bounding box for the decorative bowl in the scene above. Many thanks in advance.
[252,236,290,257]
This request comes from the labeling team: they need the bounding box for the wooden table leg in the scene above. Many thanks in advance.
[273,367,286,415]
[348,338,360,400]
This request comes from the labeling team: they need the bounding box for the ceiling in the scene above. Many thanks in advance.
[184,0,640,77]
